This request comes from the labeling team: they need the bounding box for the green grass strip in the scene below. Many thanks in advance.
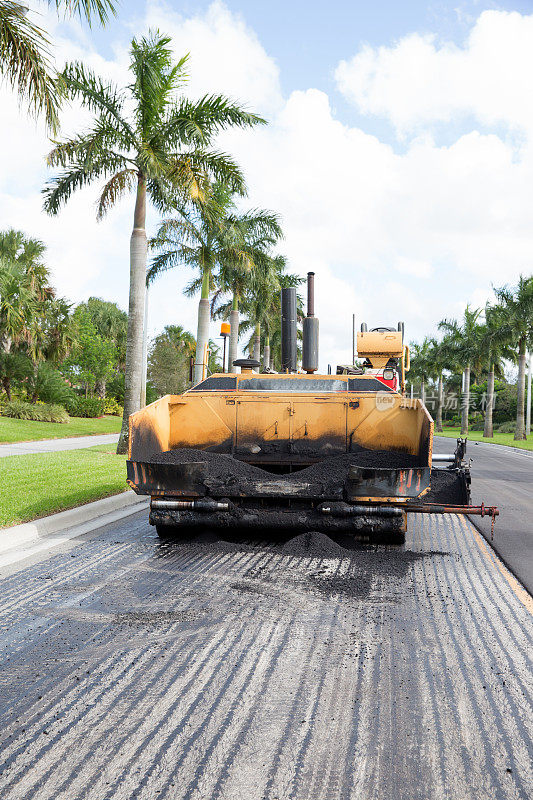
[435,427,533,451]
[0,444,128,528]
[0,415,121,443]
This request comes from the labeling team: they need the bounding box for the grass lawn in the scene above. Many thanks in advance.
[435,427,533,452]
[0,414,121,443]
[0,443,128,528]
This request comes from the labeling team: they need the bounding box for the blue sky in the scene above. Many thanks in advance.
[2,1,533,368]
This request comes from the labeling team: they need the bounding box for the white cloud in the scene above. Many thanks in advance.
[143,0,283,115]
[1,3,533,375]
[335,10,533,137]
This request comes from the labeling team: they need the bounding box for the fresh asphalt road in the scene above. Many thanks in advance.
[0,434,119,458]
[433,437,533,594]
[0,509,531,800]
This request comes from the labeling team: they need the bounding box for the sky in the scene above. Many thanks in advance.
[2,0,533,370]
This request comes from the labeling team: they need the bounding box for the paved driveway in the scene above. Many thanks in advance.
[0,434,119,458]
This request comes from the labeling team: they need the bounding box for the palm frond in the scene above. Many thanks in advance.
[61,61,136,146]
[54,0,117,26]
[0,1,59,131]
[43,153,126,214]
[96,168,138,219]
[176,94,266,139]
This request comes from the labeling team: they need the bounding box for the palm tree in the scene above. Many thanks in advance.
[439,306,482,437]
[212,209,283,372]
[479,304,514,438]
[0,350,32,400]
[43,33,265,452]
[239,256,283,369]
[239,261,303,370]
[409,338,433,406]
[426,338,446,432]
[149,184,272,383]
[0,0,117,131]
[0,230,51,356]
[494,276,533,440]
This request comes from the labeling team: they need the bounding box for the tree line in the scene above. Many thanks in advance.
[3,3,532,445]
[0,227,129,417]
[2,2,298,452]
[408,276,533,441]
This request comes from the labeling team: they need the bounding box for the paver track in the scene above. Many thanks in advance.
[0,511,531,800]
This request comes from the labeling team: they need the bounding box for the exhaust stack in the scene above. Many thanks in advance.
[302,271,319,373]
[281,287,297,373]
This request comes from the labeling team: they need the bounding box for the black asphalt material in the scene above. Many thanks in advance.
[151,447,422,476]
[433,437,533,593]
[0,510,531,799]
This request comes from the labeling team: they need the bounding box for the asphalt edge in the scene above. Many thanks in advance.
[467,513,532,597]
[0,491,148,555]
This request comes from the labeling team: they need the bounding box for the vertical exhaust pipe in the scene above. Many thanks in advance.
[302,271,319,373]
[281,287,297,373]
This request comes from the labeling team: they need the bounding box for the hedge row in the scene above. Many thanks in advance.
[3,400,70,423]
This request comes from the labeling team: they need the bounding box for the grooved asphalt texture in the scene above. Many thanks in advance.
[0,510,531,799]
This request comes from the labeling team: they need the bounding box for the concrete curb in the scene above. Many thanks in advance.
[0,491,149,557]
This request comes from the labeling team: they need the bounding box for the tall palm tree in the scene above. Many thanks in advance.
[149,185,272,383]
[239,255,283,369]
[427,337,446,432]
[439,306,482,437]
[480,304,514,438]
[239,261,303,370]
[494,276,533,440]
[43,33,265,452]
[409,338,432,406]
[0,229,53,356]
[0,0,117,131]
[212,209,283,372]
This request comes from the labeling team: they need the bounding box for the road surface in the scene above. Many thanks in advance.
[0,434,119,458]
[433,436,533,593]
[0,508,531,800]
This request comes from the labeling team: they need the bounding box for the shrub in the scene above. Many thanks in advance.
[66,396,106,418]
[107,372,125,402]
[3,400,69,423]
[470,421,485,431]
[103,396,123,416]
[496,420,516,434]
[26,363,76,407]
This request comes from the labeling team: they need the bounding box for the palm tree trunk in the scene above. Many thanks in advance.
[461,366,470,437]
[263,335,270,373]
[140,286,149,407]
[483,366,495,438]
[117,173,147,454]
[194,266,210,385]
[515,339,527,440]
[253,322,261,370]
[527,352,532,436]
[420,377,426,406]
[228,294,239,373]
[2,377,11,401]
[436,372,443,432]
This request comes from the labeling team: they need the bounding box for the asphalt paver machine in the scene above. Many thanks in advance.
[127,274,497,541]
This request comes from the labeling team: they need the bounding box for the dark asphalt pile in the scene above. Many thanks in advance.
[151,447,421,481]
[151,448,267,479]
[285,450,420,482]
[150,448,463,505]
[420,468,466,505]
